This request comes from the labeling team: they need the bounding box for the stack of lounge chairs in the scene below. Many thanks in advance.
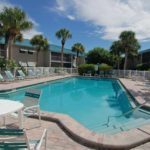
[0,67,62,82]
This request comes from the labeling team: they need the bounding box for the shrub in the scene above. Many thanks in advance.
[136,63,150,71]
[99,63,112,71]
[6,59,18,70]
[78,64,95,75]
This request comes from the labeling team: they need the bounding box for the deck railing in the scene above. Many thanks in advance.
[112,70,150,80]
[12,67,78,75]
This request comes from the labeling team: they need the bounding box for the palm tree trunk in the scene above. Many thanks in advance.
[8,40,13,60]
[76,52,79,66]
[117,57,120,70]
[61,44,64,68]
[36,51,39,67]
[124,51,128,70]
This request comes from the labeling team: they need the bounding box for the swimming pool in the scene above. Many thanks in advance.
[1,77,150,134]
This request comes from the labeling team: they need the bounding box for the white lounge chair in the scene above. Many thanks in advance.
[17,70,26,79]
[0,73,4,82]
[18,70,26,78]
[28,69,37,78]
[43,68,49,76]
[0,128,47,150]
[5,71,15,81]
[21,89,42,126]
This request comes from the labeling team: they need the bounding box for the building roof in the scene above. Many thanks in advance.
[139,49,150,54]
[0,37,78,55]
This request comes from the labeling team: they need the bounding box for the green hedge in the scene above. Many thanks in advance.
[99,63,112,71]
[136,63,150,71]
[78,64,95,75]
[78,63,112,75]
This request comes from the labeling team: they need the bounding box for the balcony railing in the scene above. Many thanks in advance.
[51,56,71,62]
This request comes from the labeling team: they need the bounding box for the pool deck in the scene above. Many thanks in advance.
[0,74,75,92]
[1,76,150,149]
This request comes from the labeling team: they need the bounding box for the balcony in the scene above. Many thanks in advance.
[51,56,71,62]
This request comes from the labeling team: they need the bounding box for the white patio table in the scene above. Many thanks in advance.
[0,99,24,129]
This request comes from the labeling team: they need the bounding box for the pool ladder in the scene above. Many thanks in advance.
[104,101,147,127]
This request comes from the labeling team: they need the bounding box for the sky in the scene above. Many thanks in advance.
[0,0,150,52]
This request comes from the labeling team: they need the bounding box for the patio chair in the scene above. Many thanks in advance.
[17,70,26,79]
[28,69,37,78]
[0,128,47,150]
[21,89,42,126]
[35,68,43,77]
[4,71,15,81]
[43,68,49,76]
[0,73,4,82]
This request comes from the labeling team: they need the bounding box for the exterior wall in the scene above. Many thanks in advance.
[1,43,85,68]
[11,45,36,64]
[11,45,50,67]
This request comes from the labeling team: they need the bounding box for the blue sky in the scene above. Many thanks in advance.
[1,0,150,52]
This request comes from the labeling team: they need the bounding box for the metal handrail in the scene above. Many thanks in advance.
[104,101,147,127]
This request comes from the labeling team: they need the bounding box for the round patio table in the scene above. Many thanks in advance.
[0,99,24,129]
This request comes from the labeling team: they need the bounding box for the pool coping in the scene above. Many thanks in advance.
[1,75,150,149]
[31,111,150,150]
[0,74,77,93]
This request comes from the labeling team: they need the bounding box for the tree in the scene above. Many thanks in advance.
[30,35,49,66]
[72,42,85,66]
[110,40,122,69]
[55,28,72,67]
[119,31,140,70]
[0,7,33,59]
[72,43,85,57]
[87,47,113,65]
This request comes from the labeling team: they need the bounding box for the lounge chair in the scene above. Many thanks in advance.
[21,89,42,126]
[35,69,43,77]
[83,71,92,77]
[17,70,26,79]
[5,71,15,81]
[43,68,49,76]
[28,69,37,78]
[0,73,4,82]
[0,128,47,150]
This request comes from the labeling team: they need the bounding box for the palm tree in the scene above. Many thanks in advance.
[55,28,72,67]
[119,31,140,70]
[30,35,49,66]
[0,7,33,59]
[72,43,85,66]
[72,43,85,57]
[110,40,122,69]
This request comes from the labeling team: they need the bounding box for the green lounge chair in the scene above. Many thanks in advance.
[0,128,47,150]
[0,73,4,82]
[17,70,26,79]
[21,89,42,126]
[27,69,36,78]
[5,71,15,81]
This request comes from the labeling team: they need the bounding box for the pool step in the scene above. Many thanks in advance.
[98,126,122,134]
[97,118,150,135]
[121,118,150,131]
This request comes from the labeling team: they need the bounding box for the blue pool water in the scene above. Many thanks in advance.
[0,77,150,134]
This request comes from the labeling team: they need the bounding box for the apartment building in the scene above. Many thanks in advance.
[0,39,85,68]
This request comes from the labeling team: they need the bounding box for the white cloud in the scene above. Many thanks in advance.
[21,29,42,39]
[54,0,150,41]
[0,0,42,39]
[67,15,75,20]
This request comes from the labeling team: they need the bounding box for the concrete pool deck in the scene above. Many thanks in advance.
[0,76,150,149]
[0,74,75,92]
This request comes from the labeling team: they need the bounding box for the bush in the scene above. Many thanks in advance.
[6,59,18,70]
[136,63,150,71]
[78,64,95,75]
[99,63,112,71]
